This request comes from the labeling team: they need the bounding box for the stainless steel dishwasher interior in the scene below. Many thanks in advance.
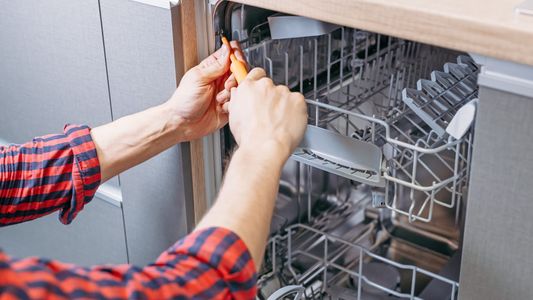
[213,2,477,299]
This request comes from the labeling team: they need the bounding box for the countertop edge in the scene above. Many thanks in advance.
[233,0,533,67]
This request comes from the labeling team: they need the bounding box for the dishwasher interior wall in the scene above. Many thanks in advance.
[212,2,477,299]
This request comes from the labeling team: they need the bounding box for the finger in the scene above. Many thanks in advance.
[224,74,237,90]
[222,101,230,114]
[215,69,231,91]
[197,44,230,81]
[276,85,291,94]
[216,89,231,103]
[226,87,237,113]
[230,40,247,66]
[246,68,267,81]
[291,91,305,99]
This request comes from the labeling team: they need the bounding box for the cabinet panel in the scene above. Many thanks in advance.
[0,0,113,142]
[0,198,128,266]
[99,0,192,265]
[0,0,126,265]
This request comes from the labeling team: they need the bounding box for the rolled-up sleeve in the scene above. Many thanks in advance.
[154,227,258,299]
[0,124,101,226]
[0,227,258,299]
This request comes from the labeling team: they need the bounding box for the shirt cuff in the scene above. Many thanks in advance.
[58,124,101,224]
[157,227,257,299]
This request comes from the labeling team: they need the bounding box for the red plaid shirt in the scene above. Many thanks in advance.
[0,125,257,299]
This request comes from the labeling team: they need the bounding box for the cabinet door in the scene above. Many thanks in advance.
[0,0,113,142]
[99,0,194,265]
[0,0,126,264]
[0,198,127,265]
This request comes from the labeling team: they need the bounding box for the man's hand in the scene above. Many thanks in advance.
[196,68,307,268]
[91,42,246,182]
[226,68,308,160]
[166,41,245,141]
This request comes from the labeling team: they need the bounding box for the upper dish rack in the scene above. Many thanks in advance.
[241,27,477,223]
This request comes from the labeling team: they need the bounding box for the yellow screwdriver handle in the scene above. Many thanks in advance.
[229,54,248,84]
[221,36,248,84]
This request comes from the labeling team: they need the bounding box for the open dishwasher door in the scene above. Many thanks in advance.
[208,1,479,299]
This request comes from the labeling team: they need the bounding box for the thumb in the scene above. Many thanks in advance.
[197,45,230,81]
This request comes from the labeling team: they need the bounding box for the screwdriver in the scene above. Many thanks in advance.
[221,36,248,84]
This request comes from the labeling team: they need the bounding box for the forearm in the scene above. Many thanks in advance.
[91,102,188,182]
[0,125,100,225]
[196,142,289,269]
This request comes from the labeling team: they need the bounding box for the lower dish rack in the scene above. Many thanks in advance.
[259,174,461,299]
[259,223,459,300]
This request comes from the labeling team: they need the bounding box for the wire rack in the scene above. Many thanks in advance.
[242,27,478,223]
[258,224,459,300]
[223,9,474,299]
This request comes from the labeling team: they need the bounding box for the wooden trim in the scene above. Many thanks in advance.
[189,140,207,225]
[171,0,208,228]
[234,0,533,67]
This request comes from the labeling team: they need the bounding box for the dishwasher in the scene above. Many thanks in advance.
[211,2,478,299]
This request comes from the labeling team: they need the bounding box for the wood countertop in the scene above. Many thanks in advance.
[234,0,533,66]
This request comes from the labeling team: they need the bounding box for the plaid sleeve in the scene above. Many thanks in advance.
[0,227,257,299]
[0,124,101,226]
